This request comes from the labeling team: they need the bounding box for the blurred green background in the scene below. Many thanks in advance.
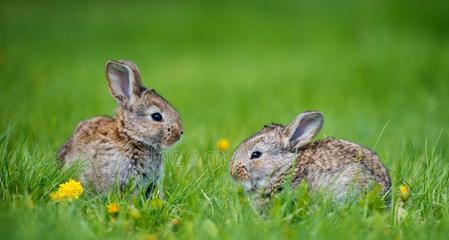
[1,0,448,146]
[1,0,449,239]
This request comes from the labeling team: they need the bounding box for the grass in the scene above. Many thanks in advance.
[1,0,449,239]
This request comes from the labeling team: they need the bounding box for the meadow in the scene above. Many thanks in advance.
[1,0,449,239]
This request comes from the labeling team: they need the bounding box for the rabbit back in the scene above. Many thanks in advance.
[293,137,391,200]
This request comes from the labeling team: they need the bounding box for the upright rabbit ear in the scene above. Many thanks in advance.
[106,60,144,106]
[283,111,324,151]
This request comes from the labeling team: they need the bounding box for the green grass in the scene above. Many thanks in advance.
[1,0,449,239]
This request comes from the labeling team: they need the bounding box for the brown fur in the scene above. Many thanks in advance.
[230,111,391,210]
[292,138,391,193]
[58,60,183,194]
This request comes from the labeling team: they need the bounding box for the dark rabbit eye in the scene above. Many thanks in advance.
[151,112,163,122]
[250,151,262,159]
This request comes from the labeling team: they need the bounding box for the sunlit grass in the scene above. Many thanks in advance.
[1,0,449,239]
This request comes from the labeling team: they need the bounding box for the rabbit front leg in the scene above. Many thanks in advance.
[156,163,165,200]
[144,174,164,200]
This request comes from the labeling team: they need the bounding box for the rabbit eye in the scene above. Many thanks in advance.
[151,112,163,122]
[250,151,262,159]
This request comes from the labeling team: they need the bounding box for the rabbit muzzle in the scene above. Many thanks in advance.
[230,162,249,182]
[160,124,183,147]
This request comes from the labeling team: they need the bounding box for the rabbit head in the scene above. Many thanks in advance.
[229,111,323,194]
[106,60,183,148]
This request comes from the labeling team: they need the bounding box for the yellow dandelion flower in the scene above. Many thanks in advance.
[216,138,230,152]
[399,184,410,202]
[50,179,84,201]
[58,179,84,199]
[107,203,120,214]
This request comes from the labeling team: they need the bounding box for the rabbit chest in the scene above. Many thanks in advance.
[84,138,164,192]
[115,145,163,189]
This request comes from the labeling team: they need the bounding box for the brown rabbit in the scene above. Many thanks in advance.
[230,111,391,210]
[58,60,183,196]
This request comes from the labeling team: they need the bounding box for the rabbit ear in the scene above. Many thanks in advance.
[283,111,324,151]
[106,60,144,106]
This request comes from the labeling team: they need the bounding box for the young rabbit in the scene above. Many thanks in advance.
[58,60,183,196]
[230,111,391,210]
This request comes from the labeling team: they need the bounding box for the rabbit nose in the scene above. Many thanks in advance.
[169,125,182,134]
[178,126,184,135]
[179,125,184,135]
[173,126,183,136]
[231,163,248,181]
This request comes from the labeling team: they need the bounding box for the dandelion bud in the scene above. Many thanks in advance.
[399,185,410,202]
